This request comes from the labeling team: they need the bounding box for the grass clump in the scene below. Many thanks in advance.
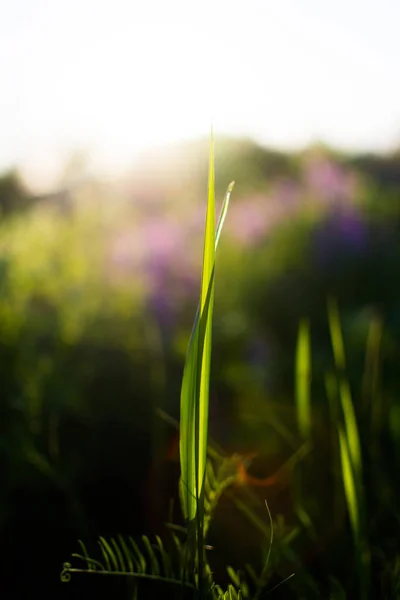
[60,134,278,599]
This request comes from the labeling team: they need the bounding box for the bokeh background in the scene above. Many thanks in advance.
[2,1,400,598]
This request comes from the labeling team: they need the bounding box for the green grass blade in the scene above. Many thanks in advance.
[180,132,223,523]
[178,178,233,523]
[339,380,362,479]
[295,318,311,439]
[181,178,234,377]
[215,181,235,248]
[327,299,363,478]
[327,297,346,371]
[329,300,370,599]
[338,426,360,543]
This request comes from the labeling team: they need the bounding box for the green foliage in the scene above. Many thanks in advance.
[0,169,32,216]
[61,449,265,598]
[327,299,370,600]
[61,533,198,595]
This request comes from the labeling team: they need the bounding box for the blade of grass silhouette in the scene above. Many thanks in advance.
[179,131,233,598]
[179,163,234,523]
[156,180,234,472]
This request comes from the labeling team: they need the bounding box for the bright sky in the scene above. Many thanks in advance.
[1,0,400,191]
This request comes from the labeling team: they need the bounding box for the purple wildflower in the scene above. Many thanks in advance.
[273,179,301,210]
[303,155,358,204]
[227,196,274,247]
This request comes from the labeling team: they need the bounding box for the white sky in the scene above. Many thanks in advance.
[1,0,400,191]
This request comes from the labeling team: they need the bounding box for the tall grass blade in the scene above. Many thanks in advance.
[339,380,362,479]
[328,300,369,599]
[179,164,233,525]
[295,318,311,439]
[327,297,346,371]
[327,299,363,479]
[179,130,216,526]
[338,424,369,599]
[338,426,360,542]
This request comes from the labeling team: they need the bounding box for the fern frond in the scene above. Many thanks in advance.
[142,534,160,576]
[62,530,251,600]
[60,533,197,594]
[117,534,134,572]
[128,535,146,572]
[154,534,173,578]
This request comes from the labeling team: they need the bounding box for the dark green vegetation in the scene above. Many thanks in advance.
[1,138,400,598]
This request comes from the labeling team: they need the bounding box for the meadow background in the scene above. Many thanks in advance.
[2,0,400,598]
[1,138,400,599]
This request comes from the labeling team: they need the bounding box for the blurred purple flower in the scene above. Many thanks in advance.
[336,210,366,246]
[109,216,184,277]
[227,188,304,248]
[148,285,176,333]
[303,155,358,204]
[144,218,182,273]
[108,230,145,276]
[227,196,275,246]
[273,179,301,210]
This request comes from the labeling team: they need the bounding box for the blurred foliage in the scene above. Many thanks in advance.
[2,138,400,598]
[0,169,33,216]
